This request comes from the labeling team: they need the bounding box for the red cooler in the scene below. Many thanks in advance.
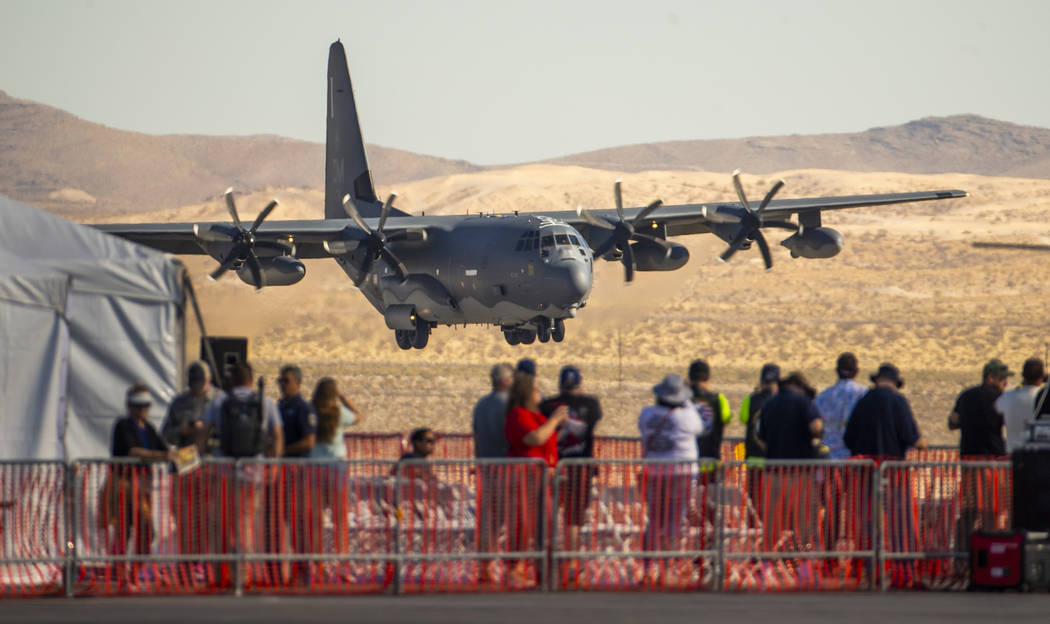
[970,530,1024,589]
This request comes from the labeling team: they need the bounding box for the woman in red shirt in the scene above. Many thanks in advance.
[505,373,568,465]
[502,373,567,587]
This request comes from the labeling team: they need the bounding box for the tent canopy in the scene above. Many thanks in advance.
[0,195,185,459]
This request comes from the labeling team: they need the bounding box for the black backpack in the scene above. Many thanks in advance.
[219,379,265,458]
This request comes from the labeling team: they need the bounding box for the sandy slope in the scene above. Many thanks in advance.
[95,167,1050,446]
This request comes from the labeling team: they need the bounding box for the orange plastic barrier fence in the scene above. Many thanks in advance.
[879,460,1012,590]
[0,461,66,597]
[342,433,404,461]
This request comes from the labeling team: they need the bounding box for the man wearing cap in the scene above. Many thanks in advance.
[739,363,779,458]
[948,359,1012,457]
[996,358,1046,453]
[814,353,868,460]
[688,359,731,460]
[108,384,176,578]
[844,363,926,458]
[540,365,603,578]
[162,361,219,450]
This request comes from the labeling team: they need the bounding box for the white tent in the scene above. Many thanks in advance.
[0,194,185,459]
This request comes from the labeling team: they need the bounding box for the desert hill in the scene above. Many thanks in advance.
[93,166,1050,448]
[0,90,480,217]
[547,115,1050,179]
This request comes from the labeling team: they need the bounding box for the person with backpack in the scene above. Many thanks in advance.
[201,361,284,582]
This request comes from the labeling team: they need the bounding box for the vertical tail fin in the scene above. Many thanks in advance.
[325,41,380,219]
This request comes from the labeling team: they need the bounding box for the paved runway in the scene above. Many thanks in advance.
[3,592,1049,624]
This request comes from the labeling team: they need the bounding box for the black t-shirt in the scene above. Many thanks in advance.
[744,388,774,458]
[111,416,167,457]
[539,393,602,459]
[954,384,1006,456]
[692,386,724,459]
[756,389,820,459]
[844,387,920,459]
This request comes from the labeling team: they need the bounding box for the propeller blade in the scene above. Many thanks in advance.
[613,180,625,222]
[245,249,265,291]
[754,230,773,270]
[622,243,635,283]
[719,229,751,263]
[973,241,1050,251]
[632,232,672,255]
[193,223,237,243]
[341,194,373,234]
[378,193,397,233]
[223,188,244,230]
[208,246,244,281]
[633,199,664,225]
[757,179,786,212]
[577,207,615,230]
[379,247,409,282]
[731,170,752,212]
[249,199,279,234]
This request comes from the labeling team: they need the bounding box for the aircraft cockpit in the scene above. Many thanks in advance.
[514,227,591,261]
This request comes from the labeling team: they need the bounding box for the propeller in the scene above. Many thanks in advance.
[193,188,281,290]
[717,170,797,270]
[577,180,669,282]
[340,193,411,281]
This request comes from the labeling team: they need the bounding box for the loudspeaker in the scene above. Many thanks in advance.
[201,336,248,392]
[1013,447,1050,532]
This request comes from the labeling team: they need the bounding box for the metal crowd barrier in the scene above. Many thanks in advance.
[0,456,1016,597]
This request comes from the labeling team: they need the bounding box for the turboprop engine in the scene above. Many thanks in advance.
[631,239,690,271]
[780,227,844,259]
[235,256,306,287]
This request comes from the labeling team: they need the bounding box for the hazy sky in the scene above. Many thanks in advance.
[2,0,1049,165]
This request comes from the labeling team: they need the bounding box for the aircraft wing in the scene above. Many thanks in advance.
[542,189,968,244]
[93,218,437,259]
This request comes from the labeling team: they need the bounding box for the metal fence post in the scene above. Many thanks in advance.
[64,461,75,598]
[875,462,885,592]
[233,460,243,598]
[716,461,725,593]
[392,461,403,596]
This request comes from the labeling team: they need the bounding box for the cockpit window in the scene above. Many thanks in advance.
[569,235,583,247]
[541,235,555,248]
[555,233,571,246]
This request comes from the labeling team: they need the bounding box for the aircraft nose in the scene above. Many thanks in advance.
[565,260,592,301]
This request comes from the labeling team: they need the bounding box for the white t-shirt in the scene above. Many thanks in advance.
[309,405,357,459]
[637,403,704,460]
[995,385,1042,452]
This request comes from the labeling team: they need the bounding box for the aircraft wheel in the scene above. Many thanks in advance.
[551,319,565,342]
[395,330,413,350]
[504,330,521,346]
[518,329,536,345]
[536,321,551,343]
[412,324,430,349]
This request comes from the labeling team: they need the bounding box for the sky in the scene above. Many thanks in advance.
[2,0,1049,165]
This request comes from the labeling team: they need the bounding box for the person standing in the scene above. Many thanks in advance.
[472,362,514,580]
[948,359,1013,457]
[687,359,731,460]
[540,365,603,584]
[844,363,927,459]
[996,358,1046,453]
[814,353,868,459]
[739,363,779,459]
[637,374,704,585]
[107,384,175,582]
[755,372,823,460]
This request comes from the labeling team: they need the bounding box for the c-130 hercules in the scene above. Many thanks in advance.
[97,41,967,350]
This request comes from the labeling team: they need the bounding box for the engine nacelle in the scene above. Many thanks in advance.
[236,256,306,287]
[631,239,690,272]
[780,227,844,259]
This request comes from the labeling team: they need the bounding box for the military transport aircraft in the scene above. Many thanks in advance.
[96,41,968,350]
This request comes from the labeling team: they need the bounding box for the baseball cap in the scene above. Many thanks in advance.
[559,365,582,390]
[188,361,207,384]
[516,358,537,376]
[760,363,780,384]
[982,358,1014,379]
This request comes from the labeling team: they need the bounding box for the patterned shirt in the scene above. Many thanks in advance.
[814,379,868,459]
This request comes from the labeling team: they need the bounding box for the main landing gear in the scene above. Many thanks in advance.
[502,318,566,346]
[394,322,431,350]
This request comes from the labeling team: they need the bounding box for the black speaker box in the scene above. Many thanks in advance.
[1013,446,1050,533]
[200,336,248,392]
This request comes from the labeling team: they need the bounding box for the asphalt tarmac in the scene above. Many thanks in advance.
[2,592,1049,624]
